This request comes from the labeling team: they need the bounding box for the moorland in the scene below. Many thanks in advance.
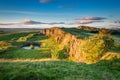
[0,26,120,80]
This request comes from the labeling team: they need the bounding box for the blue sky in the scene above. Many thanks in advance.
[0,0,120,28]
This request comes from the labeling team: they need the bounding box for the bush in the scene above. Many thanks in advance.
[50,46,59,59]
[0,41,11,47]
[58,46,69,59]
[0,41,11,50]
[17,34,34,42]
[81,33,114,63]
[51,46,69,59]
[17,37,27,42]
[45,38,69,59]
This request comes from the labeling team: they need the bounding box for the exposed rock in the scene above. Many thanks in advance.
[77,26,99,31]
[40,27,84,62]
[40,27,120,63]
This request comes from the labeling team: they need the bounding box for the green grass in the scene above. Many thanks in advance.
[109,47,120,53]
[62,28,120,53]
[28,35,49,42]
[0,31,51,60]
[0,28,120,80]
[109,35,120,53]
[0,47,51,59]
[0,32,38,41]
[61,28,95,39]
[0,59,119,80]
[114,35,120,44]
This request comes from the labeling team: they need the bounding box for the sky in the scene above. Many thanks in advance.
[0,0,120,28]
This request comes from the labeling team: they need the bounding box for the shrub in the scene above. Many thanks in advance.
[45,37,69,59]
[45,38,60,59]
[81,33,114,63]
[0,41,11,50]
[17,37,27,42]
[17,34,34,42]
[58,46,69,59]
[0,41,11,46]
[50,46,59,59]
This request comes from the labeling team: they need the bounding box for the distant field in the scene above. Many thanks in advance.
[0,28,41,32]
[0,31,50,60]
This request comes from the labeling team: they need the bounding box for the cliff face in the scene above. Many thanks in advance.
[40,27,84,62]
[40,27,120,64]
[40,27,120,63]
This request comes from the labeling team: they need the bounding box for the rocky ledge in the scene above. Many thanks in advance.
[40,27,120,63]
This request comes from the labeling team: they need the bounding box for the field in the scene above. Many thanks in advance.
[0,28,120,80]
[0,60,120,80]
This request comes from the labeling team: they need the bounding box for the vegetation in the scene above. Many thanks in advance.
[0,31,51,59]
[17,34,34,42]
[41,37,67,59]
[81,32,114,63]
[0,47,51,59]
[0,32,36,41]
[0,28,120,80]
[61,28,95,39]
[0,41,11,50]
[0,59,120,80]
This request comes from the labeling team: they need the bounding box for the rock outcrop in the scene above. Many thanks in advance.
[40,27,84,62]
[40,27,120,63]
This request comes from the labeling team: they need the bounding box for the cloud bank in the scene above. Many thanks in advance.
[0,19,66,26]
[75,17,106,24]
[21,19,42,24]
[21,19,65,25]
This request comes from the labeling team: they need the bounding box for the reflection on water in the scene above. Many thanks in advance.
[22,46,39,50]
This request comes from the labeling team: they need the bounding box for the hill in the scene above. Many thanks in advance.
[40,27,120,63]
[0,27,120,80]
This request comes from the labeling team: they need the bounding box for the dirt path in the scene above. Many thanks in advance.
[0,58,60,62]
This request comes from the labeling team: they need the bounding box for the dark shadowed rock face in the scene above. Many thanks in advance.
[40,27,84,62]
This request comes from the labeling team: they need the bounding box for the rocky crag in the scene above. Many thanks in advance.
[40,27,120,63]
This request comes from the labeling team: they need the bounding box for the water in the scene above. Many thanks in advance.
[22,46,39,50]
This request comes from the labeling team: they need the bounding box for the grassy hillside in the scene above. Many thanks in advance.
[0,31,51,60]
[61,28,120,53]
[0,28,120,80]
[61,28,95,39]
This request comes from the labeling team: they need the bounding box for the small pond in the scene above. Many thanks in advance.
[21,42,41,50]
